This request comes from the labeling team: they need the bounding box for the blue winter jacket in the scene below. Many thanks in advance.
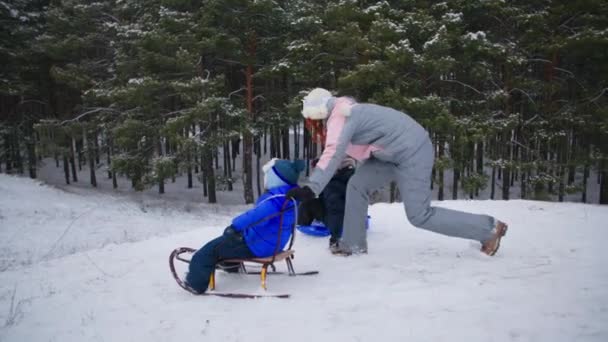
[231,185,297,257]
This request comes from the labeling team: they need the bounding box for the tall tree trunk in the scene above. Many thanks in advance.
[27,129,36,179]
[4,133,12,173]
[521,171,527,199]
[192,125,198,174]
[204,146,216,203]
[76,138,83,171]
[520,143,527,199]
[14,132,24,174]
[187,148,193,189]
[70,139,78,182]
[223,141,229,178]
[63,154,70,184]
[112,169,117,189]
[293,123,299,159]
[582,163,589,203]
[502,166,510,200]
[94,131,100,165]
[263,131,267,156]
[214,147,219,170]
[452,136,459,200]
[501,131,512,200]
[600,161,608,205]
[558,166,564,202]
[158,177,165,194]
[4,133,11,173]
[452,167,459,200]
[547,150,554,194]
[0,133,5,173]
[201,151,207,197]
[438,140,444,201]
[225,141,233,191]
[490,167,496,200]
[567,130,575,185]
[86,131,97,187]
[243,133,254,203]
[282,128,290,159]
[106,137,112,179]
[109,138,117,189]
[567,165,576,186]
[269,128,277,157]
[475,140,484,197]
[477,141,484,174]
[242,33,256,204]
[157,138,163,194]
[255,138,262,197]
[231,138,239,172]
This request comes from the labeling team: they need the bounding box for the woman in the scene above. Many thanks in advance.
[287,88,508,256]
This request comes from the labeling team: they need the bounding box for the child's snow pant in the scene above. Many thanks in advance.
[340,138,496,253]
[186,227,255,293]
[321,166,355,244]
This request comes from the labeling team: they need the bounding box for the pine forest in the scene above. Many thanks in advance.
[1,0,607,204]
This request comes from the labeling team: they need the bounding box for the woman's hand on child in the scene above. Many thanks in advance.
[286,186,315,202]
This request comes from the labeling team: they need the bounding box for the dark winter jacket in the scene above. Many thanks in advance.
[231,185,297,257]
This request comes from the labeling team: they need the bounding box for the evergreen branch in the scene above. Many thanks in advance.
[310,52,329,62]
[215,57,259,67]
[559,13,583,29]
[200,69,210,81]
[509,88,536,106]
[229,87,246,98]
[18,99,48,106]
[59,107,120,126]
[510,139,535,152]
[524,114,539,125]
[554,67,575,77]
[162,109,192,118]
[525,58,552,64]
[587,88,607,103]
[440,79,483,95]
[101,12,120,23]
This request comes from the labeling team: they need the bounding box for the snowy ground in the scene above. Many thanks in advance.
[1,173,607,342]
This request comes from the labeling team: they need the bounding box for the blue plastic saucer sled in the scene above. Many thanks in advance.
[297,216,370,237]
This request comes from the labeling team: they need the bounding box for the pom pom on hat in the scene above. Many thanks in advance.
[302,88,332,120]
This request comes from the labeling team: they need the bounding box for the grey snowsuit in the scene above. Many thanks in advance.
[304,97,496,253]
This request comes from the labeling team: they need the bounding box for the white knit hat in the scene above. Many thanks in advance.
[302,88,332,120]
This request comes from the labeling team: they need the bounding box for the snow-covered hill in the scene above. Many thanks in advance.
[0,174,607,342]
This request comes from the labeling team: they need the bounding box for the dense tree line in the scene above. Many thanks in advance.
[1,0,607,204]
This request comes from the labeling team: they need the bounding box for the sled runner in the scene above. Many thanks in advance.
[169,197,318,298]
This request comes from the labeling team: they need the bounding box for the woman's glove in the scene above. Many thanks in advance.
[298,198,325,225]
[286,186,315,202]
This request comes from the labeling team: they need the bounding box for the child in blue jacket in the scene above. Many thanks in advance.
[185,158,305,294]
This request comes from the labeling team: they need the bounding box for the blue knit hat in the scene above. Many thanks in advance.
[262,158,305,187]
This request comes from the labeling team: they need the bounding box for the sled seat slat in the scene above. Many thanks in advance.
[223,249,295,264]
[210,249,297,291]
